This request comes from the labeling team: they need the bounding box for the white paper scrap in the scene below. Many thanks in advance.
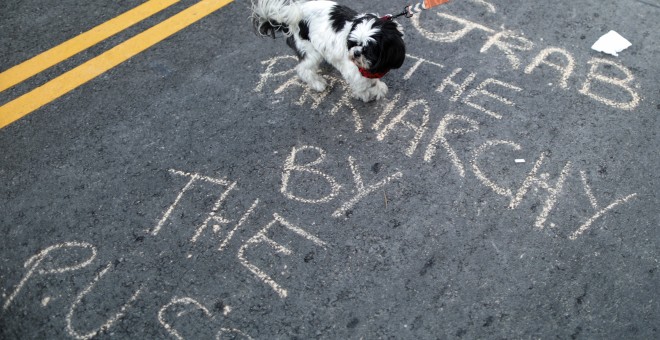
[591,30,632,57]
[515,159,526,163]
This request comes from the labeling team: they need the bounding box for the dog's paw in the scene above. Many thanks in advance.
[369,80,388,101]
[351,89,372,102]
[296,65,327,92]
[353,80,388,102]
[308,78,327,92]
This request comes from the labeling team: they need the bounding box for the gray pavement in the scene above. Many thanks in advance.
[1,0,658,338]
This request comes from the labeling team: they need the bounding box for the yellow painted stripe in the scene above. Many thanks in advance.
[0,0,180,93]
[0,0,233,129]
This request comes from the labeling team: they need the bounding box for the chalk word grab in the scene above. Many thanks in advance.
[410,4,641,110]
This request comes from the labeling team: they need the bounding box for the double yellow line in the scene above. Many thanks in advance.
[0,0,233,129]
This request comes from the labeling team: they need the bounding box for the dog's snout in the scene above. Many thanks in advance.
[354,50,362,57]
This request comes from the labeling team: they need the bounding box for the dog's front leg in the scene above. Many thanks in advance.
[290,40,328,92]
[296,55,327,92]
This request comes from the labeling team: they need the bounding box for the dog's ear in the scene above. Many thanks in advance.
[371,21,406,73]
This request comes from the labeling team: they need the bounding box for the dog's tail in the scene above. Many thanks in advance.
[251,0,304,38]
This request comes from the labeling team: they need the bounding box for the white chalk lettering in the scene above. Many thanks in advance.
[152,170,233,236]
[275,75,338,109]
[330,89,364,132]
[411,12,494,43]
[191,181,238,243]
[254,55,297,92]
[473,146,574,230]
[525,47,576,89]
[437,68,477,102]
[238,213,326,298]
[526,160,572,230]
[372,92,402,131]
[409,10,641,110]
[505,152,572,229]
[470,0,496,13]
[471,140,523,197]
[332,156,403,218]
[158,297,213,340]
[66,263,144,340]
[159,297,251,340]
[403,54,445,80]
[462,78,522,119]
[424,114,480,177]
[569,171,638,239]
[580,170,599,210]
[579,57,640,110]
[152,173,198,236]
[218,199,260,251]
[3,241,97,311]
[281,146,342,204]
[376,99,431,157]
[480,30,535,70]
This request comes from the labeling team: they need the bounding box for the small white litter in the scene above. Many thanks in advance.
[591,30,632,57]
[515,159,526,163]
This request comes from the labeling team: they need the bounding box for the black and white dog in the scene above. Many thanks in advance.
[252,0,406,102]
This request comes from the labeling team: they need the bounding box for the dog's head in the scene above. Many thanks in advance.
[347,15,406,77]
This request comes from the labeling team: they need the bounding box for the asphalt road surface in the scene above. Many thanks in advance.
[1,0,658,338]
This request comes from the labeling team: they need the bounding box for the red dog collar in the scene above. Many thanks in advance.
[359,67,389,79]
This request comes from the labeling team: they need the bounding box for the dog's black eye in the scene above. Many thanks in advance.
[363,44,377,58]
[347,40,358,49]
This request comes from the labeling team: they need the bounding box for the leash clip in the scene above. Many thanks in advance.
[384,5,414,21]
[394,5,414,19]
[403,5,414,18]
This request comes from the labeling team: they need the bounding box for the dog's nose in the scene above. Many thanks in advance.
[354,50,362,57]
